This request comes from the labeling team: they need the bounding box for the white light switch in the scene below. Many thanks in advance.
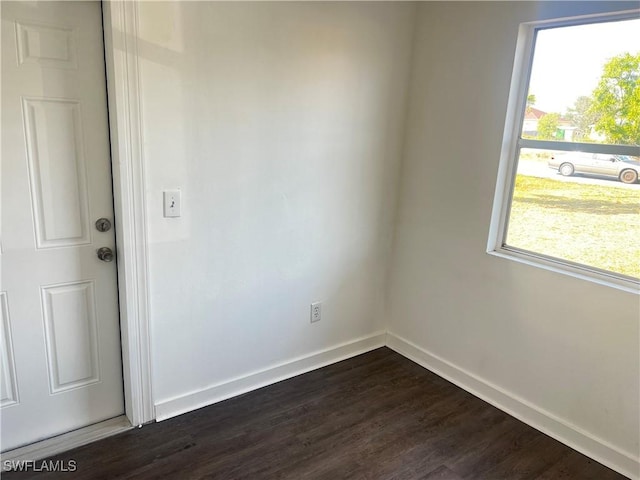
[163,190,181,217]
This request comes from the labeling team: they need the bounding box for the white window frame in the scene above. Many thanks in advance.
[487,10,640,295]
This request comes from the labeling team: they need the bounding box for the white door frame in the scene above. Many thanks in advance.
[102,1,154,427]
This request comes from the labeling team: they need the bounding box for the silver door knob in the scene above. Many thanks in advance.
[95,218,112,232]
[97,247,114,262]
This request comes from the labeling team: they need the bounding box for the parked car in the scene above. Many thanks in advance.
[548,152,640,184]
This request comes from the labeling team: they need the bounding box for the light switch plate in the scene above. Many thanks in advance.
[163,190,181,217]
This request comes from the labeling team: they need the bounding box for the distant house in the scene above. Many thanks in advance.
[523,107,576,141]
[522,107,547,136]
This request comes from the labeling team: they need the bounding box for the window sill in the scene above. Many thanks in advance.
[487,247,640,295]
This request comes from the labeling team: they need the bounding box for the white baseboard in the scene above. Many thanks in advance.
[0,416,132,467]
[154,331,387,422]
[386,332,640,480]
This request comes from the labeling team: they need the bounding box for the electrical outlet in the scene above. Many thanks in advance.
[310,302,322,323]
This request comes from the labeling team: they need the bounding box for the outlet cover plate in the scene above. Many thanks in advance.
[311,302,321,323]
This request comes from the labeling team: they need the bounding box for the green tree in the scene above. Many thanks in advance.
[566,96,599,142]
[526,94,536,112]
[537,112,560,140]
[589,52,640,145]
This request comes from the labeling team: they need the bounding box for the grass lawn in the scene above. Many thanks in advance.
[507,175,640,279]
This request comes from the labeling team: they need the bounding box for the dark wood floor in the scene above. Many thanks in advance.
[3,348,628,479]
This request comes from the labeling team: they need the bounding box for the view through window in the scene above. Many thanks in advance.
[504,17,640,281]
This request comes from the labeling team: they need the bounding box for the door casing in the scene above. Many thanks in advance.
[102,1,154,427]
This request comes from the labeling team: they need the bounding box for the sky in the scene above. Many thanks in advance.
[529,18,640,114]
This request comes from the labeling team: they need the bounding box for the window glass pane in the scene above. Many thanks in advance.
[522,19,640,146]
[506,148,640,278]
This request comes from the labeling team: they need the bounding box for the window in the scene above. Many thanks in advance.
[488,12,640,293]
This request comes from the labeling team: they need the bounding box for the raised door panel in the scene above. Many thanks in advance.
[15,20,78,69]
[41,281,100,393]
[0,293,19,407]
[22,98,90,248]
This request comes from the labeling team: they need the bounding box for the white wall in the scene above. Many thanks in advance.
[130,1,638,475]
[387,1,639,475]
[135,2,416,409]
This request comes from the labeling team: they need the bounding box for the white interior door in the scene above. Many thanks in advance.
[1,1,124,451]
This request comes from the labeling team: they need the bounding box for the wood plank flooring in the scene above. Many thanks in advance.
[2,348,629,479]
